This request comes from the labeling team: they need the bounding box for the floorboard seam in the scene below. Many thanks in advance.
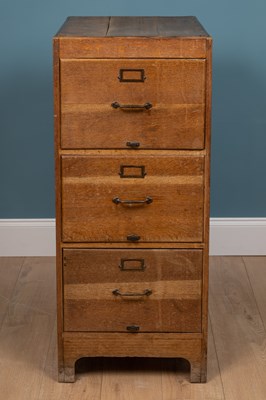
[0,257,25,333]
[36,315,57,400]
[99,358,104,400]
[242,256,266,335]
[209,312,226,400]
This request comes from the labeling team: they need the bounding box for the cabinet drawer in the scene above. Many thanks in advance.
[61,155,204,243]
[63,248,202,332]
[60,59,206,149]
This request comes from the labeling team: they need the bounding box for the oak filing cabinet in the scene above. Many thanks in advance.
[53,16,212,383]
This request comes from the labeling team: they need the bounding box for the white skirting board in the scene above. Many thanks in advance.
[0,218,265,256]
[210,218,266,256]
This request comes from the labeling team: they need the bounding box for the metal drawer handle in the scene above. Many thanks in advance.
[126,141,140,148]
[112,289,152,297]
[127,325,140,332]
[112,196,153,205]
[111,101,152,110]
[127,234,140,242]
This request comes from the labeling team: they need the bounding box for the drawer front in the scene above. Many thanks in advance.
[60,59,206,149]
[61,155,204,243]
[63,249,202,332]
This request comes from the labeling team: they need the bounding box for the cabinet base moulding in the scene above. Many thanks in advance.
[60,332,205,383]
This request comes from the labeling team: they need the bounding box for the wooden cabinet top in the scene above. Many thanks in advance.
[54,17,211,59]
[55,16,210,38]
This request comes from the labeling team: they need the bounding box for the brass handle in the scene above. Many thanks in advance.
[112,289,152,297]
[111,101,152,110]
[112,196,153,205]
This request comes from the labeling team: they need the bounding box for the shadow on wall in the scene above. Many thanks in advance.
[211,57,266,217]
[0,66,55,217]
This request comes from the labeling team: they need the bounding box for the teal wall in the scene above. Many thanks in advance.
[1,0,266,217]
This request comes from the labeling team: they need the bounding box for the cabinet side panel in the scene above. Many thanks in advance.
[201,37,212,382]
[53,37,64,380]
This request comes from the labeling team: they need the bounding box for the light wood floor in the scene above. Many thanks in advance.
[0,256,266,399]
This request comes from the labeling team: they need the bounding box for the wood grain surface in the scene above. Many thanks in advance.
[54,16,212,384]
[53,37,65,381]
[161,319,224,399]
[56,17,209,59]
[243,257,266,325]
[200,37,212,382]
[0,257,56,400]
[63,249,202,332]
[56,16,110,37]
[60,59,205,149]
[209,257,266,400]
[107,16,208,37]
[57,16,209,38]
[59,37,208,59]
[0,257,24,328]
[63,249,202,283]
[61,154,204,243]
